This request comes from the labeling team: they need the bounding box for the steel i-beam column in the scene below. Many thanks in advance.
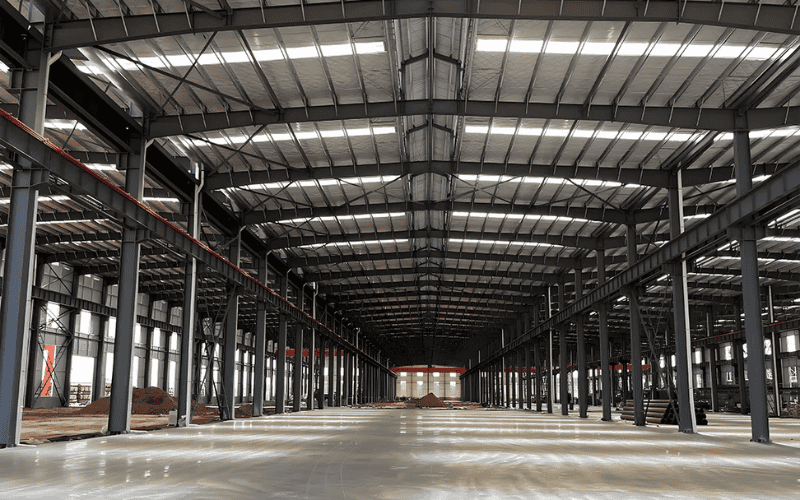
[596,250,612,421]
[627,224,645,426]
[767,286,782,417]
[575,268,588,418]
[669,172,698,433]
[519,317,526,408]
[328,339,335,407]
[275,273,289,413]
[251,254,268,417]
[107,139,147,435]
[292,313,303,412]
[92,280,111,402]
[306,289,316,411]
[318,334,326,409]
[707,313,720,412]
[0,46,52,447]
[221,236,241,421]
[509,327,516,408]
[558,281,569,415]
[733,130,770,442]
[547,288,554,414]
[336,328,343,406]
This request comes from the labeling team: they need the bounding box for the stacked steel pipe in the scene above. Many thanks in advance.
[621,400,708,425]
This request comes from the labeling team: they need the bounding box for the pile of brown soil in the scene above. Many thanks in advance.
[79,387,177,415]
[413,393,448,408]
[235,404,253,418]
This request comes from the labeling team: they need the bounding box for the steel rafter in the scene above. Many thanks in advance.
[47,0,800,51]
[147,99,800,138]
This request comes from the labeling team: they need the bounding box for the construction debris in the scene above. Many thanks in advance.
[413,393,448,408]
[80,386,177,415]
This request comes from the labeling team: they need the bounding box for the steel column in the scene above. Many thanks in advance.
[0,47,50,447]
[306,292,316,411]
[575,268,588,418]
[627,224,645,426]
[92,280,111,402]
[558,281,569,415]
[275,274,289,413]
[669,172,697,433]
[221,237,241,421]
[596,250,612,421]
[107,141,147,435]
[292,316,303,412]
[251,254,268,417]
[734,130,770,442]
[767,286,782,416]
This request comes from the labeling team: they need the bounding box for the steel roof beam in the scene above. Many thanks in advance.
[248,201,714,228]
[147,99,799,138]
[47,0,800,51]
[206,160,679,189]
[310,265,581,283]
[321,278,549,295]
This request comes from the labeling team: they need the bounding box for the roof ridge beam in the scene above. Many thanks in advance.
[47,0,800,51]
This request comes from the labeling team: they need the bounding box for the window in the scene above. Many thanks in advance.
[401,372,407,377]
[433,373,440,377]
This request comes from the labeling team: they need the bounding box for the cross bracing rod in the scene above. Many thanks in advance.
[464,159,800,376]
[47,0,800,51]
[147,99,800,138]
[0,110,394,377]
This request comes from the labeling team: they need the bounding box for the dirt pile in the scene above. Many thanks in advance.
[413,393,448,408]
[79,387,177,415]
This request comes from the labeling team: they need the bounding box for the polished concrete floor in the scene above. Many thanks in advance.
[2,407,800,499]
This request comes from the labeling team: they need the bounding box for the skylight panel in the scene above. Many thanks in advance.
[45,120,86,131]
[449,238,561,248]
[191,126,394,147]
[476,39,509,52]
[547,41,581,55]
[105,42,385,72]
[476,38,777,61]
[287,46,319,59]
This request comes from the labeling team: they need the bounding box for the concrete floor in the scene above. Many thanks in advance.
[2,408,800,499]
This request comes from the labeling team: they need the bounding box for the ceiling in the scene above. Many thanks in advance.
[3,0,800,366]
